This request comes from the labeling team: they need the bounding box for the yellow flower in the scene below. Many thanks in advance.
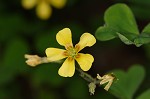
[21,0,67,20]
[45,28,96,77]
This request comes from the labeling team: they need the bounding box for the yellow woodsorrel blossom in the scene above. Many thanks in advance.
[45,28,96,77]
[22,0,66,20]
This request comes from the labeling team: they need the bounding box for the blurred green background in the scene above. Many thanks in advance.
[0,0,150,99]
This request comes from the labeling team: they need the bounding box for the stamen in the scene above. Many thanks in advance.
[66,47,78,58]
[75,44,80,52]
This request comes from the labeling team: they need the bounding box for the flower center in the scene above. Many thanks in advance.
[67,47,77,58]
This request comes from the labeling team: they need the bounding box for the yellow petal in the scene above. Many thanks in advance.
[45,48,66,61]
[75,33,96,52]
[76,53,94,71]
[49,0,67,9]
[22,0,37,9]
[36,1,52,20]
[58,58,75,77]
[56,28,73,48]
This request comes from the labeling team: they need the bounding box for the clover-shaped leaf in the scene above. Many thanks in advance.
[96,3,139,43]
[109,65,145,99]
[95,3,150,47]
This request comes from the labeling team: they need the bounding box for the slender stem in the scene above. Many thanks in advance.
[75,67,99,84]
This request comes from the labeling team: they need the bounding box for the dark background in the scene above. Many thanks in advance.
[0,0,150,99]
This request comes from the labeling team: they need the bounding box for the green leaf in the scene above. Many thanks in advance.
[142,23,150,34]
[136,89,150,99]
[117,33,134,45]
[105,3,139,35]
[134,23,150,46]
[109,65,145,99]
[95,3,140,45]
[95,3,150,46]
[134,35,150,47]
[95,26,117,41]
